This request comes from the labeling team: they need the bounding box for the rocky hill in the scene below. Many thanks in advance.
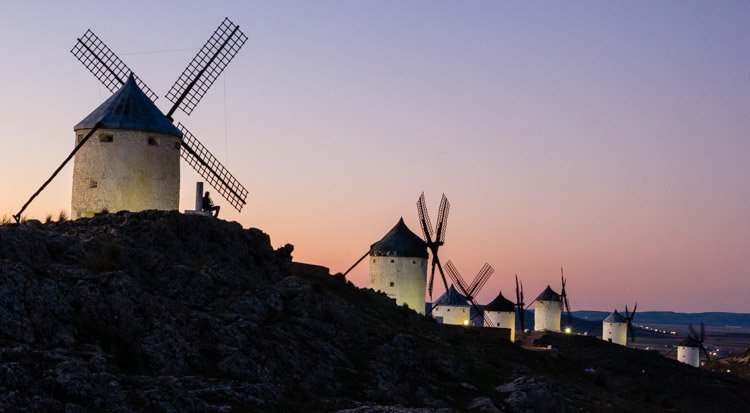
[1,211,749,412]
[706,349,750,381]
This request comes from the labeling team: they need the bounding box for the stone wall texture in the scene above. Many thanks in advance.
[72,129,180,217]
[432,304,470,326]
[486,310,516,342]
[534,300,561,332]
[678,346,700,367]
[602,321,627,345]
[368,256,427,314]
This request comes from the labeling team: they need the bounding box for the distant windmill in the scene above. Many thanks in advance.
[515,273,526,332]
[14,18,249,221]
[560,267,573,330]
[687,322,712,362]
[666,322,711,367]
[444,260,494,326]
[417,192,450,301]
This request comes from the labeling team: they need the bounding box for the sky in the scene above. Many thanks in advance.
[0,1,748,312]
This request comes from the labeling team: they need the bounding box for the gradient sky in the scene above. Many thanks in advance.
[1,1,748,312]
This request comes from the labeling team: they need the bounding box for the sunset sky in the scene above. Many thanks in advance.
[1,1,748,312]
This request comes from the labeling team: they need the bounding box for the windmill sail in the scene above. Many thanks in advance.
[178,123,248,211]
[166,18,248,118]
[71,30,158,101]
[445,260,494,327]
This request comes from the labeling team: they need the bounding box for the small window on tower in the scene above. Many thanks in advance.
[76,133,83,143]
[174,140,181,150]
[99,134,113,143]
[389,281,394,287]
[412,260,416,264]
[390,259,394,263]
[148,137,159,146]
[89,179,97,188]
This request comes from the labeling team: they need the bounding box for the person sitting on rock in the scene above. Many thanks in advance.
[202,191,220,217]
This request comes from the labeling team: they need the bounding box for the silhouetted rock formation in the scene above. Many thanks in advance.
[0,211,748,411]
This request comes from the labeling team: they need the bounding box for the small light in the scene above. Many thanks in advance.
[564,327,572,334]
[463,319,469,326]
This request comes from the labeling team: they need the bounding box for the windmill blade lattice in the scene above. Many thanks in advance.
[467,263,493,297]
[445,260,494,327]
[71,30,158,101]
[435,195,449,243]
[417,193,434,242]
[166,18,248,117]
[444,261,469,295]
[178,123,248,211]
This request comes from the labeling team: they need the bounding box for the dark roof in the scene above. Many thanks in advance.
[484,291,516,312]
[75,74,182,137]
[370,218,428,258]
[535,285,561,302]
[434,285,469,307]
[604,310,627,323]
[679,335,701,348]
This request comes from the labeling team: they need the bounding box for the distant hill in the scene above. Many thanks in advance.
[574,311,750,327]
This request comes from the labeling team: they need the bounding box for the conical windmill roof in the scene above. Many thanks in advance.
[370,218,428,258]
[484,291,516,312]
[75,74,182,137]
[604,310,627,324]
[679,335,701,348]
[434,285,469,307]
[535,285,561,302]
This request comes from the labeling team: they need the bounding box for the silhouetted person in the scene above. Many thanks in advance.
[202,191,220,217]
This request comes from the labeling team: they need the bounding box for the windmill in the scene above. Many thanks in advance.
[444,260,494,326]
[560,267,573,330]
[688,322,711,362]
[515,273,526,332]
[14,18,248,221]
[665,321,710,367]
[417,192,450,301]
[625,303,637,343]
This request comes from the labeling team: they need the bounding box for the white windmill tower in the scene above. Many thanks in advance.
[533,285,561,332]
[13,19,249,221]
[602,310,628,345]
[602,304,636,346]
[431,285,471,326]
[367,218,429,314]
[484,291,517,342]
[71,75,183,216]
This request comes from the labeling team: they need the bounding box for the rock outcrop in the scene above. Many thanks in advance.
[0,211,748,412]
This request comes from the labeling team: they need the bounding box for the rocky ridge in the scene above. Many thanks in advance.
[0,211,748,412]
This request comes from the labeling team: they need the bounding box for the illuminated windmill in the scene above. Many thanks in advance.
[678,322,711,367]
[417,192,450,301]
[602,304,636,346]
[14,18,249,221]
[443,260,494,326]
[484,290,517,341]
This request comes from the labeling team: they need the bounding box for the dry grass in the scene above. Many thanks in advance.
[57,210,69,222]
[45,213,53,224]
[0,214,11,225]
